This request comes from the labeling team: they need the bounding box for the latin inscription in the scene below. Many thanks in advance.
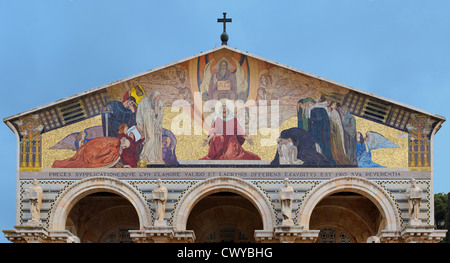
[22,169,429,180]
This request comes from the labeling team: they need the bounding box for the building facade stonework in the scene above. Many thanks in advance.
[3,46,446,243]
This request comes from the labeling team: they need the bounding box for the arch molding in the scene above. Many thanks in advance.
[48,176,152,231]
[173,176,276,232]
[297,176,401,232]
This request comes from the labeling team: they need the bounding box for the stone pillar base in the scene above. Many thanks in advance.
[3,225,79,243]
[129,226,195,243]
[401,225,447,243]
[378,225,447,243]
[409,219,422,226]
[281,219,294,226]
[255,226,319,243]
[154,220,167,227]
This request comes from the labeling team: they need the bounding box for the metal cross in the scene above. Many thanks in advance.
[218,12,232,45]
[218,12,232,33]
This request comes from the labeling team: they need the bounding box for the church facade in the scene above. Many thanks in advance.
[2,45,447,243]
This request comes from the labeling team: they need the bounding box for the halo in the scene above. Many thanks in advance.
[258,69,269,79]
[212,57,236,71]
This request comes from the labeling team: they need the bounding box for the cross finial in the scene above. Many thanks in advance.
[218,12,232,45]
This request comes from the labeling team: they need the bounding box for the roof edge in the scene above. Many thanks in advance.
[3,45,446,123]
[3,45,228,123]
[222,46,446,122]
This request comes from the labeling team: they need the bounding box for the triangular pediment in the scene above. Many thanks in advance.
[4,45,444,132]
[5,45,444,170]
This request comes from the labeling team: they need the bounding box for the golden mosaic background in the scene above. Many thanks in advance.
[355,116,408,167]
[42,110,407,167]
[42,116,102,168]
[165,107,295,161]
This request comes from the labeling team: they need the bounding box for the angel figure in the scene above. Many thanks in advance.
[356,131,400,167]
[50,125,104,151]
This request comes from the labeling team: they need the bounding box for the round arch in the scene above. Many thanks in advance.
[48,176,152,231]
[297,176,401,231]
[173,176,276,232]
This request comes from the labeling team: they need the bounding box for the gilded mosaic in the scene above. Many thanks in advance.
[13,48,435,170]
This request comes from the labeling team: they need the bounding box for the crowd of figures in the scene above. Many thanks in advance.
[51,85,179,168]
[50,87,397,168]
[297,96,356,166]
[271,96,396,167]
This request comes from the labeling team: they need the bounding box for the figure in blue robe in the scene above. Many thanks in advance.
[102,97,137,138]
[356,131,400,168]
[270,127,334,167]
[356,139,384,167]
[308,107,335,165]
[162,128,179,166]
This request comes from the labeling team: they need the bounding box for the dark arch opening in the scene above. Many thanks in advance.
[186,192,263,243]
[66,192,139,243]
[310,192,384,243]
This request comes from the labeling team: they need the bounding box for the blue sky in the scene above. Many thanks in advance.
[1,0,449,243]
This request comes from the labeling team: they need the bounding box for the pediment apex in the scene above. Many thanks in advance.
[4,45,445,133]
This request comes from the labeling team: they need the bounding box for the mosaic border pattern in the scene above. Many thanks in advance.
[17,178,432,231]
